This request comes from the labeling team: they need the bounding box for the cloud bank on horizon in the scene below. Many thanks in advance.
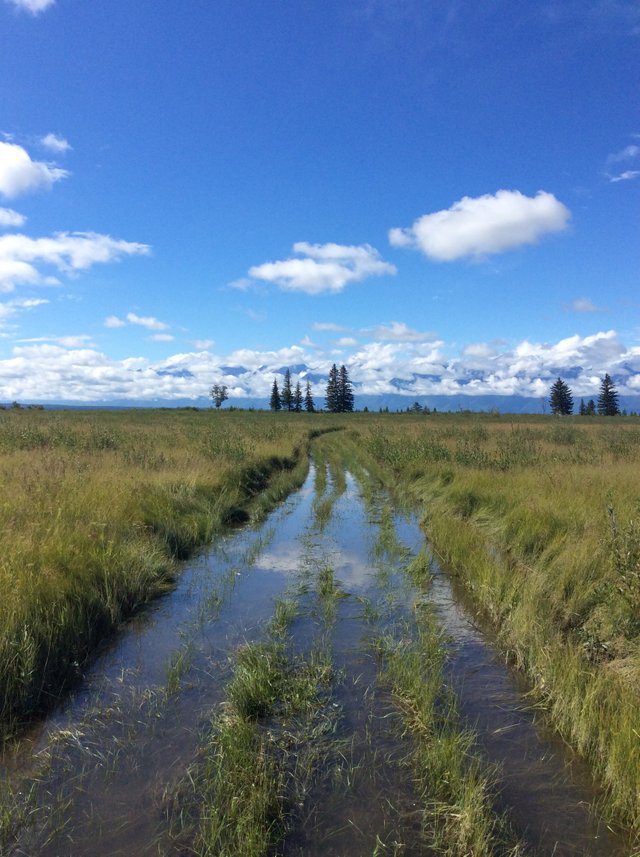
[1,328,638,406]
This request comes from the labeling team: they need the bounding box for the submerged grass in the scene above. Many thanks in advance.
[0,408,333,737]
[183,606,337,857]
[377,611,525,857]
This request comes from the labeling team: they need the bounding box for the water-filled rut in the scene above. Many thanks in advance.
[1,447,632,855]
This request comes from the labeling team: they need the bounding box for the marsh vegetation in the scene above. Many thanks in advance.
[0,409,638,855]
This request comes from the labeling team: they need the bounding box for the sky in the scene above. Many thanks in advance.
[0,0,639,406]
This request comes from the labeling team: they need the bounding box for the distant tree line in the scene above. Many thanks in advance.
[549,373,621,416]
[270,369,314,412]
[268,364,355,413]
[208,369,628,416]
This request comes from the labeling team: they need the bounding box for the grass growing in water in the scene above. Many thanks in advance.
[378,610,526,857]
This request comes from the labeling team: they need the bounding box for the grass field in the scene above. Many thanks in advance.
[345,412,640,833]
[2,407,639,841]
[0,407,329,735]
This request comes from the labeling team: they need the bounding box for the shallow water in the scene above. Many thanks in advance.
[1,454,633,856]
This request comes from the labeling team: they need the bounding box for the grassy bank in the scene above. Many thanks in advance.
[0,408,329,736]
[346,414,640,835]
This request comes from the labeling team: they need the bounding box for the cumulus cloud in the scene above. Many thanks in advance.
[0,207,26,228]
[389,190,570,261]
[5,0,55,12]
[0,141,68,198]
[335,337,358,347]
[193,339,214,350]
[40,133,71,154]
[126,312,169,330]
[248,242,396,294]
[0,232,150,292]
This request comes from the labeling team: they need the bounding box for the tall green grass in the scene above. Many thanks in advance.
[347,414,640,835]
[0,408,330,736]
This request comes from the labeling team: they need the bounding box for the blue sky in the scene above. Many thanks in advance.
[0,0,639,404]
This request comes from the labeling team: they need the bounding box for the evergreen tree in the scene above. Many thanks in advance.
[586,399,596,416]
[281,368,293,412]
[549,377,573,415]
[293,381,303,412]
[598,373,620,416]
[270,378,281,411]
[304,380,315,413]
[338,364,354,412]
[579,398,586,416]
[325,364,339,413]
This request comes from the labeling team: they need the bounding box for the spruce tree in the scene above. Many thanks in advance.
[339,364,354,412]
[270,378,281,411]
[586,399,596,416]
[325,364,339,413]
[549,377,573,415]
[304,380,315,412]
[598,373,620,416]
[293,381,303,412]
[579,398,586,416]
[281,368,293,412]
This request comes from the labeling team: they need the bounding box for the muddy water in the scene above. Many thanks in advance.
[1,456,633,855]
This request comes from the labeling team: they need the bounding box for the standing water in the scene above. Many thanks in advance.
[1,447,632,855]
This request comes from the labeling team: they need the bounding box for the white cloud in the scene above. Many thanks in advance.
[5,0,55,12]
[389,190,571,261]
[565,297,603,313]
[0,329,639,404]
[105,315,126,328]
[462,343,497,358]
[313,322,346,332]
[0,296,48,326]
[369,321,436,342]
[0,232,150,292]
[335,337,358,347]
[40,133,71,154]
[0,141,68,198]
[609,170,640,183]
[193,339,215,350]
[148,333,175,342]
[126,312,168,330]
[0,207,26,228]
[248,242,396,295]
[607,144,640,164]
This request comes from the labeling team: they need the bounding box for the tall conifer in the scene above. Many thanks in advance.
[304,380,315,412]
[282,368,293,411]
[270,378,281,411]
[598,374,620,416]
